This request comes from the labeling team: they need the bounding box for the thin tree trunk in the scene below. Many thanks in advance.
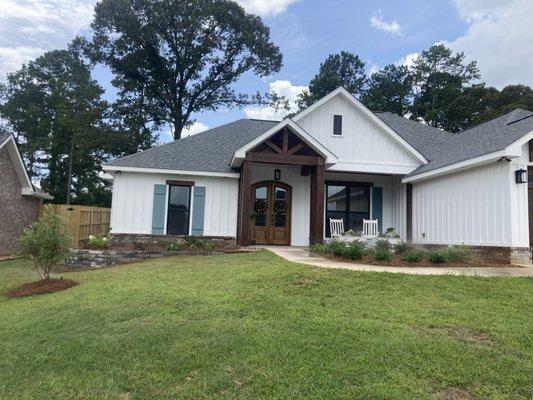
[66,136,74,205]
[173,119,184,140]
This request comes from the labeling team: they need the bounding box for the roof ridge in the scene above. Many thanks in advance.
[456,108,525,134]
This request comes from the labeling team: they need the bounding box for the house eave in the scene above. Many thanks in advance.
[103,165,240,178]
[402,150,514,183]
[230,118,338,167]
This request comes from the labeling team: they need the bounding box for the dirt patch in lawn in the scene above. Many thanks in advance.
[417,325,492,346]
[446,327,492,345]
[436,387,476,400]
[6,278,78,298]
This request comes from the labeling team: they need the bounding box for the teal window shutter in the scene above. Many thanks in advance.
[371,187,383,233]
[152,184,167,235]
[191,186,206,236]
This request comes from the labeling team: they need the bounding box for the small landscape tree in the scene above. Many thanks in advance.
[19,205,71,280]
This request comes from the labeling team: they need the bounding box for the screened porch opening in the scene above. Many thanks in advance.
[325,182,371,237]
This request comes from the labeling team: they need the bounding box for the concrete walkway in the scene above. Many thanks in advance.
[262,246,533,277]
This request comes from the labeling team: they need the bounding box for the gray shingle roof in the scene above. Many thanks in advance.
[106,108,533,179]
[406,108,533,177]
[0,132,10,143]
[105,119,278,173]
[374,112,452,160]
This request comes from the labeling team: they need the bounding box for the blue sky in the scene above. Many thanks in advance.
[1,0,532,142]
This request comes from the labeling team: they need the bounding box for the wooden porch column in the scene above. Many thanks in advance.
[309,159,325,245]
[237,158,252,246]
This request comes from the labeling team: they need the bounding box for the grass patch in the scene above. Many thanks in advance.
[0,252,531,399]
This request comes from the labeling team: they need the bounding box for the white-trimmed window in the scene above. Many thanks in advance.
[333,114,343,136]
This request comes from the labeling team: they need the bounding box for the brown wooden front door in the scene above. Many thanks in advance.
[252,181,291,245]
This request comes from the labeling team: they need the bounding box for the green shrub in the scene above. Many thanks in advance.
[374,249,392,262]
[310,243,327,253]
[404,250,424,263]
[133,241,147,251]
[19,205,71,280]
[375,239,391,252]
[328,240,348,257]
[394,241,412,255]
[428,251,449,264]
[165,241,182,252]
[343,241,366,260]
[88,234,110,249]
[203,242,215,251]
[446,244,471,262]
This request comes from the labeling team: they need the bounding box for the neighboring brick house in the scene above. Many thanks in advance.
[0,133,52,256]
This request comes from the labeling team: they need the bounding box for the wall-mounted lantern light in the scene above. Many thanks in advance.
[515,168,527,184]
[274,168,281,181]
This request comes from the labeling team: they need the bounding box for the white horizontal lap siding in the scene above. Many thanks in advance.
[297,95,421,169]
[251,164,310,246]
[412,161,511,246]
[325,172,407,239]
[109,172,238,237]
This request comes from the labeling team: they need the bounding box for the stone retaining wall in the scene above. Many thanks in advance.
[66,248,223,269]
[109,233,236,248]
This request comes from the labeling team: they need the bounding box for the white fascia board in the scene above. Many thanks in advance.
[103,165,240,178]
[0,136,10,150]
[328,162,418,175]
[505,129,533,156]
[231,119,338,167]
[403,129,533,183]
[292,87,428,164]
[21,187,53,200]
[2,134,34,190]
[402,150,511,183]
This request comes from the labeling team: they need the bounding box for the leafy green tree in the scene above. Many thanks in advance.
[361,64,412,115]
[298,51,367,109]
[0,45,112,205]
[441,84,499,132]
[19,205,71,280]
[88,0,282,140]
[410,44,480,130]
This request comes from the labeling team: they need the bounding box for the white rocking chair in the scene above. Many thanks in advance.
[363,219,379,238]
[329,218,345,239]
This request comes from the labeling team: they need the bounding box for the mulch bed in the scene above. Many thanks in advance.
[6,278,78,298]
[311,252,510,269]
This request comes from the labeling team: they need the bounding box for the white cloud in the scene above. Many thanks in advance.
[236,0,298,17]
[370,11,404,36]
[244,80,307,120]
[447,0,533,88]
[396,52,419,69]
[0,0,96,78]
[182,122,209,138]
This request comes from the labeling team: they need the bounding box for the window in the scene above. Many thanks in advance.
[326,182,370,237]
[167,185,191,235]
[333,114,343,135]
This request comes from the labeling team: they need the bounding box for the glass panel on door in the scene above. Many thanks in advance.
[273,186,288,227]
[254,186,268,226]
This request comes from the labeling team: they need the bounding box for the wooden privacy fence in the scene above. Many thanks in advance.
[39,204,111,248]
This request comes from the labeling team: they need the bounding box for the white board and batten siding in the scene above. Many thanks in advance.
[296,94,422,174]
[410,161,514,246]
[508,142,530,248]
[110,172,238,237]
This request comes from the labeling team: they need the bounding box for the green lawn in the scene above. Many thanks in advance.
[1,252,531,399]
